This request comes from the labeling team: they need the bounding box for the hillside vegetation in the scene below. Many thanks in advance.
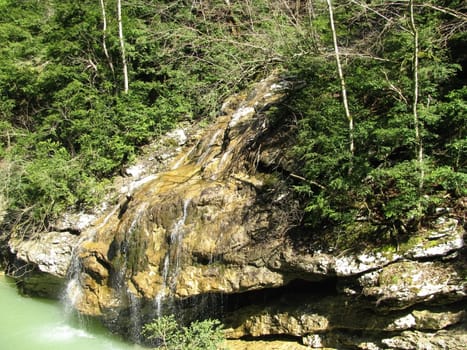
[0,0,465,245]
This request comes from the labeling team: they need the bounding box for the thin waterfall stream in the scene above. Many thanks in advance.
[168,199,191,286]
[154,198,191,317]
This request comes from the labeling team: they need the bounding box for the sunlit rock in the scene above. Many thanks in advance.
[363,260,466,309]
[382,328,467,350]
[6,74,466,349]
[65,76,467,346]
[8,231,79,297]
[405,217,464,259]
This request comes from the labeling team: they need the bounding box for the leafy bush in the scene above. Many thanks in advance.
[368,161,423,224]
[142,315,225,350]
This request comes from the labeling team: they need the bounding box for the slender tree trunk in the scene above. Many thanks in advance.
[117,0,129,93]
[99,0,114,74]
[409,0,424,192]
[326,0,354,159]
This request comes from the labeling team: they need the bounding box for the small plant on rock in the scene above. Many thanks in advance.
[142,315,226,350]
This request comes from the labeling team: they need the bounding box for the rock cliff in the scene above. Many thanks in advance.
[4,75,466,349]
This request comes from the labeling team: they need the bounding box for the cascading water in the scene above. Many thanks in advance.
[154,198,191,316]
[171,141,199,170]
[196,129,223,165]
[154,254,170,316]
[64,259,83,317]
[64,203,120,310]
[64,199,152,341]
[59,75,291,342]
[127,292,143,341]
[169,198,190,283]
[119,204,150,341]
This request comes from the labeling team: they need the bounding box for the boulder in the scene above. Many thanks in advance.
[8,231,79,297]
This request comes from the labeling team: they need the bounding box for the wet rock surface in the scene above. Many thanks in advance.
[4,75,466,348]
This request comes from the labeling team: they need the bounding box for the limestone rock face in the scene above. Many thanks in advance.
[64,76,298,322]
[381,328,467,350]
[363,260,465,309]
[224,294,465,337]
[5,75,466,349]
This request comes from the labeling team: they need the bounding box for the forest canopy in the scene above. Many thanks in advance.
[0,0,465,245]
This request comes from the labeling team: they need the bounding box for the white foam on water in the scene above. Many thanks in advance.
[39,324,95,342]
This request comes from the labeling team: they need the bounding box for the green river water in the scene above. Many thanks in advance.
[0,274,144,350]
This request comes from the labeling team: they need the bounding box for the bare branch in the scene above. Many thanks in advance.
[290,173,326,190]
[422,3,467,22]
[409,0,424,193]
[382,70,408,105]
[99,0,114,74]
[326,0,355,159]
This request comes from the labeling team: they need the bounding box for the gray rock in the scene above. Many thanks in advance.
[362,260,466,309]
[166,128,187,146]
[406,218,464,259]
[382,328,467,350]
[8,231,79,297]
[9,231,78,277]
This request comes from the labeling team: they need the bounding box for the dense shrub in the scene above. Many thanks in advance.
[142,315,225,350]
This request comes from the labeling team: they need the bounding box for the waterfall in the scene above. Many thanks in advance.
[63,260,84,318]
[61,205,117,316]
[170,198,190,281]
[63,200,151,339]
[171,142,198,170]
[53,74,292,341]
[121,204,149,340]
[154,255,169,316]
[63,203,125,298]
[154,198,191,316]
[196,129,223,165]
[127,291,143,341]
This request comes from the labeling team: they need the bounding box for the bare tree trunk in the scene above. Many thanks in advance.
[308,0,316,20]
[295,0,301,18]
[409,0,424,192]
[326,0,354,160]
[117,0,129,93]
[99,0,114,74]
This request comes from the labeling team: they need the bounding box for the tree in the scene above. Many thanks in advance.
[99,0,114,74]
[0,0,464,247]
[325,0,354,160]
[409,0,424,200]
[117,0,129,93]
[287,0,466,245]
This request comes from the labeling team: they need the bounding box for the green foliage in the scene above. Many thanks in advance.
[142,315,225,350]
[426,166,467,197]
[286,0,466,246]
[143,315,179,349]
[2,138,108,234]
[2,0,310,234]
[0,0,465,247]
[432,86,467,171]
[368,161,423,223]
